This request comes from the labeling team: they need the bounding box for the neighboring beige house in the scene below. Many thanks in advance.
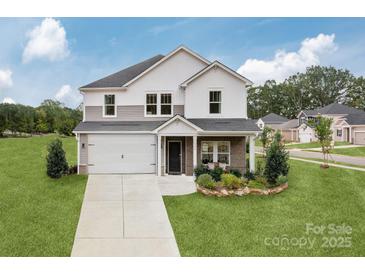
[256,113,289,130]
[278,119,300,142]
[73,46,261,175]
[297,103,365,144]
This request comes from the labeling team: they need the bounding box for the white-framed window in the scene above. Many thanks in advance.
[209,90,221,114]
[160,93,172,115]
[337,129,342,137]
[146,94,157,115]
[104,94,116,117]
[145,92,173,117]
[201,141,230,165]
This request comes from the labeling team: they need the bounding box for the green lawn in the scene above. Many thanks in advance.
[285,141,350,149]
[330,146,365,158]
[164,160,365,256]
[0,135,87,256]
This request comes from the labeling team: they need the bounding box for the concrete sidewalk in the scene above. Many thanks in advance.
[306,145,365,151]
[71,174,180,257]
[288,150,365,166]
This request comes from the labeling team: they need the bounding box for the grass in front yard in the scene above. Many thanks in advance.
[330,146,365,158]
[285,141,350,149]
[0,135,87,256]
[164,160,365,256]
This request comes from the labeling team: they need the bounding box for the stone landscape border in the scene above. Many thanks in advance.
[196,183,288,197]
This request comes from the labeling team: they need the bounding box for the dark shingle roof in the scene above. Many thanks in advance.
[304,103,364,116]
[187,118,260,131]
[74,118,261,132]
[279,119,300,129]
[73,121,165,132]
[260,113,289,124]
[80,55,165,88]
[344,113,365,125]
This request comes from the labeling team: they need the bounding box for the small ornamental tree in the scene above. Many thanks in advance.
[260,126,274,157]
[46,139,69,178]
[313,116,333,168]
[264,131,289,184]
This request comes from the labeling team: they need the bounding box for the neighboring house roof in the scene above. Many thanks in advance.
[80,55,165,89]
[303,103,364,116]
[74,118,260,133]
[279,119,300,129]
[180,60,253,87]
[343,113,365,125]
[260,113,289,124]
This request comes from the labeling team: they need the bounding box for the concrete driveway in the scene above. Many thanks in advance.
[71,174,182,257]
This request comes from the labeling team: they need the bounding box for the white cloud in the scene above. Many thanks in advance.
[55,85,82,108]
[2,97,15,104]
[0,69,13,90]
[23,18,69,63]
[237,33,338,85]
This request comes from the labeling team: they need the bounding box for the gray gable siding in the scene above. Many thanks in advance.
[84,105,184,122]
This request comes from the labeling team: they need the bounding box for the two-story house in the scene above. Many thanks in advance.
[73,46,260,176]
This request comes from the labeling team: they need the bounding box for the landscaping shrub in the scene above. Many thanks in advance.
[221,173,242,189]
[277,175,288,185]
[46,139,69,179]
[68,164,78,175]
[194,164,210,178]
[244,170,255,180]
[255,175,268,186]
[210,166,224,182]
[247,180,266,190]
[255,160,264,176]
[264,132,289,185]
[240,177,249,186]
[229,169,242,178]
[196,174,216,189]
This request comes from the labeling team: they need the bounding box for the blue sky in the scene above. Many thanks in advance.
[1,17,365,108]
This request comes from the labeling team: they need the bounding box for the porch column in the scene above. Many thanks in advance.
[157,134,162,176]
[193,135,197,169]
[249,135,255,172]
[349,126,352,143]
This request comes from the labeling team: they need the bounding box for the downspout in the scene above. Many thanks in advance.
[76,133,80,174]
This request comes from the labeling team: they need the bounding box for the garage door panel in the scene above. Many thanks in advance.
[88,134,156,174]
[355,132,365,145]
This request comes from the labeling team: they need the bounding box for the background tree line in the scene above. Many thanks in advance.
[248,65,365,119]
[0,99,82,137]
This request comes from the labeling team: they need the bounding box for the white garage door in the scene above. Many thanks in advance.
[299,132,312,143]
[354,132,365,145]
[88,134,156,174]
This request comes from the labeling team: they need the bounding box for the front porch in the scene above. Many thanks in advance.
[158,135,256,176]
[153,115,259,177]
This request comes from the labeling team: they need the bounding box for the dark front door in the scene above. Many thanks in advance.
[168,141,181,174]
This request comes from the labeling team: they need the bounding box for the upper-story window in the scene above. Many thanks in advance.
[104,94,116,117]
[209,90,221,114]
[145,92,172,116]
[161,94,172,115]
[146,94,157,115]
